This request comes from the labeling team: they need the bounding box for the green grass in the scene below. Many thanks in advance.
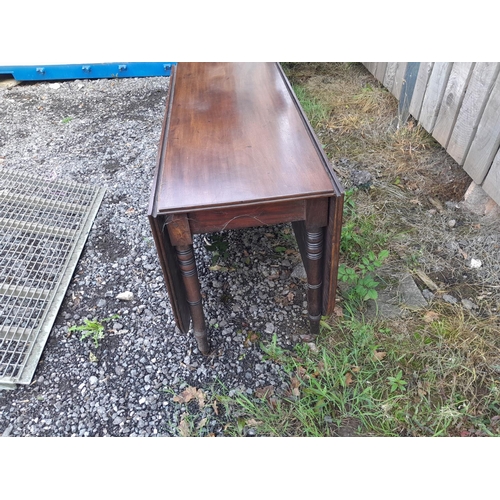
[217,311,500,436]
[292,84,329,128]
[340,189,390,261]
[218,319,404,437]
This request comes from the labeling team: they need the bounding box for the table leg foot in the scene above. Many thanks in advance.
[191,302,210,355]
[193,330,210,355]
[176,245,211,355]
[306,228,324,336]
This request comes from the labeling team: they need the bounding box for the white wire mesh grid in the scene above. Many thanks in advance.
[0,169,104,387]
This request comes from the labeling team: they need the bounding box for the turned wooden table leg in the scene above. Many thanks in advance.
[306,228,324,336]
[175,245,210,355]
[167,214,210,355]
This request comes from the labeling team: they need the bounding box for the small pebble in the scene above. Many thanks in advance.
[442,294,458,304]
[291,263,307,280]
[461,298,478,310]
[2,424,13,437]
[470,259,482,269]
[116,291,134,301]
[448,219,456,228]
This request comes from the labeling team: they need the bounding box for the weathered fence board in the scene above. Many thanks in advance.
[463,73,500,184]
[409,62,434,121]
[482,147,500,201]
[375,62,388,83]
[383,63,398,94]
[399,63,421,123]
[447,62,500,165]
[419,62,453,134]
[363,61,500,208]
[363,62,376,75]
[392,62,408,100]
[433,62,475,148]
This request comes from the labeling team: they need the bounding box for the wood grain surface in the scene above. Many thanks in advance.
[463,73,500,184]
[482,147,500,201]
[391,62,408,100]
[375,62,388,83]
[155,63,336,214]
[447,62,500,165]
[418,62,453,134]
[383,63,398,94]
[409,62,434,121]
[433,62,474,148]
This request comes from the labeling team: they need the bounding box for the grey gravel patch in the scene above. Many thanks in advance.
[0,76,309,436]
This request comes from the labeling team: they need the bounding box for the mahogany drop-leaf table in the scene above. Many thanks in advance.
[148,62,344,355]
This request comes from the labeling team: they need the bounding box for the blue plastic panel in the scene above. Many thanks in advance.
[0,62,176,81]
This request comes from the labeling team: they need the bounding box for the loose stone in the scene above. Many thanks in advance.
[461,298,478,310]
[116,291,134,301]
[442,294,458,304]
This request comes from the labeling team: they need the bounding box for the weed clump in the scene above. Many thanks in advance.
[69,314,119,348]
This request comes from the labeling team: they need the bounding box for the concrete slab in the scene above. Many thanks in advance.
[398,273,428,310]
[364,272,427,320]
[365,289,401,319]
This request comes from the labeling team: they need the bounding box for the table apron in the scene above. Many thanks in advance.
[186,198,326,235]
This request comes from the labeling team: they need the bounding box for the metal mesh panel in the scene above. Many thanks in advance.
[0,168,105,388]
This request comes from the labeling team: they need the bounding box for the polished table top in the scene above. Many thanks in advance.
[154,62,337,215]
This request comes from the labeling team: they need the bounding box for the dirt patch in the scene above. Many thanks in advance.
[334,416,363,437]
[286,63,473,203]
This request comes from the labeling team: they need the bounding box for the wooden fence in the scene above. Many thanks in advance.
[363,62,500,207]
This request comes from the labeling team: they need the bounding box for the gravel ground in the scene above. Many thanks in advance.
[0,76,311,436]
